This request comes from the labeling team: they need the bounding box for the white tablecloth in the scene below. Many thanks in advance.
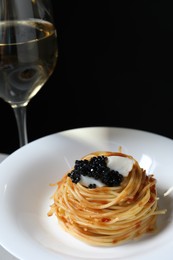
[0,154,19,260]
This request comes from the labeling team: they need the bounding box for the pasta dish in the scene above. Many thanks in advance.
[47,151,166,246]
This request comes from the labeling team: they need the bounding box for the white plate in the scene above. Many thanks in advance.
[0,126,173,260]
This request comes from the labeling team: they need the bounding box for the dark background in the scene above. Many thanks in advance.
[1,0,173,154]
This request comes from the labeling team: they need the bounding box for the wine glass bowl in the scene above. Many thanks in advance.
[0,0,58,147]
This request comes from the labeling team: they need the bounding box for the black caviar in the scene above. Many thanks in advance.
[67,156,124,188]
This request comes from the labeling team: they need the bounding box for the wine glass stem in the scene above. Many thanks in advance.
[13,106,28,147]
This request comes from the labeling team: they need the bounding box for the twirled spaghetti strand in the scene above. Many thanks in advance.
[48,151,166,246]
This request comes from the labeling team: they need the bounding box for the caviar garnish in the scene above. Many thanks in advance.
[68,156,124,188]
[88,183,97,189]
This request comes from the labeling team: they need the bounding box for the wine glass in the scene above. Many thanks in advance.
[0,0,58,147]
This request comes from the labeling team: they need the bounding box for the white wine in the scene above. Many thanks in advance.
[0,19,58,107]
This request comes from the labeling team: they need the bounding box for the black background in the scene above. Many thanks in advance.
[1,0,173,154]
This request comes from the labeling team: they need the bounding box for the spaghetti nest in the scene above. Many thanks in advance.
[48,151,166,247]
